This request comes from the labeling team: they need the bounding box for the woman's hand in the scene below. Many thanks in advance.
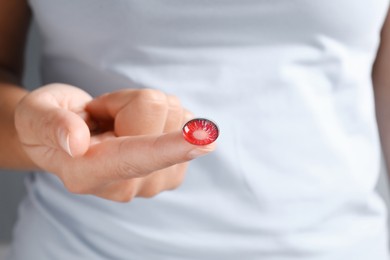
[15,83,215,202]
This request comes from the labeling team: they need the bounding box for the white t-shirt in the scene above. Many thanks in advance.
[8,0,390,259]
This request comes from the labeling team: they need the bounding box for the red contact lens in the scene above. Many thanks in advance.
[182,118,219,145]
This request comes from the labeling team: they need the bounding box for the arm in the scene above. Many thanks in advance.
[373,9,390,173]
[0,0,35,169]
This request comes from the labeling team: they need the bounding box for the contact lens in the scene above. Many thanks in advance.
[182,118,219,145]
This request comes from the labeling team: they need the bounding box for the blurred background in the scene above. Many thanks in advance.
[1,22,390,259]
[0,22,41,258]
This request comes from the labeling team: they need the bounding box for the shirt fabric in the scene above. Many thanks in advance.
[7,0,390,259]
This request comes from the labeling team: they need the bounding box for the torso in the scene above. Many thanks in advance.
[9,1,390,259]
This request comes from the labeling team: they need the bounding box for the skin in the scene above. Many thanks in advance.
[0,0,215,202]
[374,9,390,175]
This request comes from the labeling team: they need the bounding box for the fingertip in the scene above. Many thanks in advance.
[155,130,217,161]
[68,118,91,157]
[186,143,216,159]
[57,111,91,158]
[57,128,73,157]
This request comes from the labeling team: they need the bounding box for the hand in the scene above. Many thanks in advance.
[15,83,215,202]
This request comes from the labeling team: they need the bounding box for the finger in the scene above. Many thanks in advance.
[115,91,168,136]
[164,162,188,190]
[86,89,169,136]
[15,84,92,157]
[137,163,187,198]
[82,130,216,180]
[163,95,184,133]
[93,164,186,201]
[86,90,139,120]
[92,179,142,202]
[135,171,165,198]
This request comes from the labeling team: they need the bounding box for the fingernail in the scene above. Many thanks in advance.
[58,129,73,157]
[187,148,210,159]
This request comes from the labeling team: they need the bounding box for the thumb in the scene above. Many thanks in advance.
[90,130,216,179]
[50,109,91,157]
[15,84,92,158]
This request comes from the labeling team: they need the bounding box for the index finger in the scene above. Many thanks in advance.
[81,130,216,180]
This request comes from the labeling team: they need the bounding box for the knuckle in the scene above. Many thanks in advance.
[138,181,163,198]
[62,178,86,194]
[118,186,137,202]
[110,180,138,202]
[116,197,133,203]
[168,176,185,190]
[167,96,183,118]
[99,193,134,203]
[167,95,182,109]
[116,139,151,178]
[135,89,168,105]
[115,160,144,179]
[60,168,91,195]
[115,193,135,203]
[140,189,160,198]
